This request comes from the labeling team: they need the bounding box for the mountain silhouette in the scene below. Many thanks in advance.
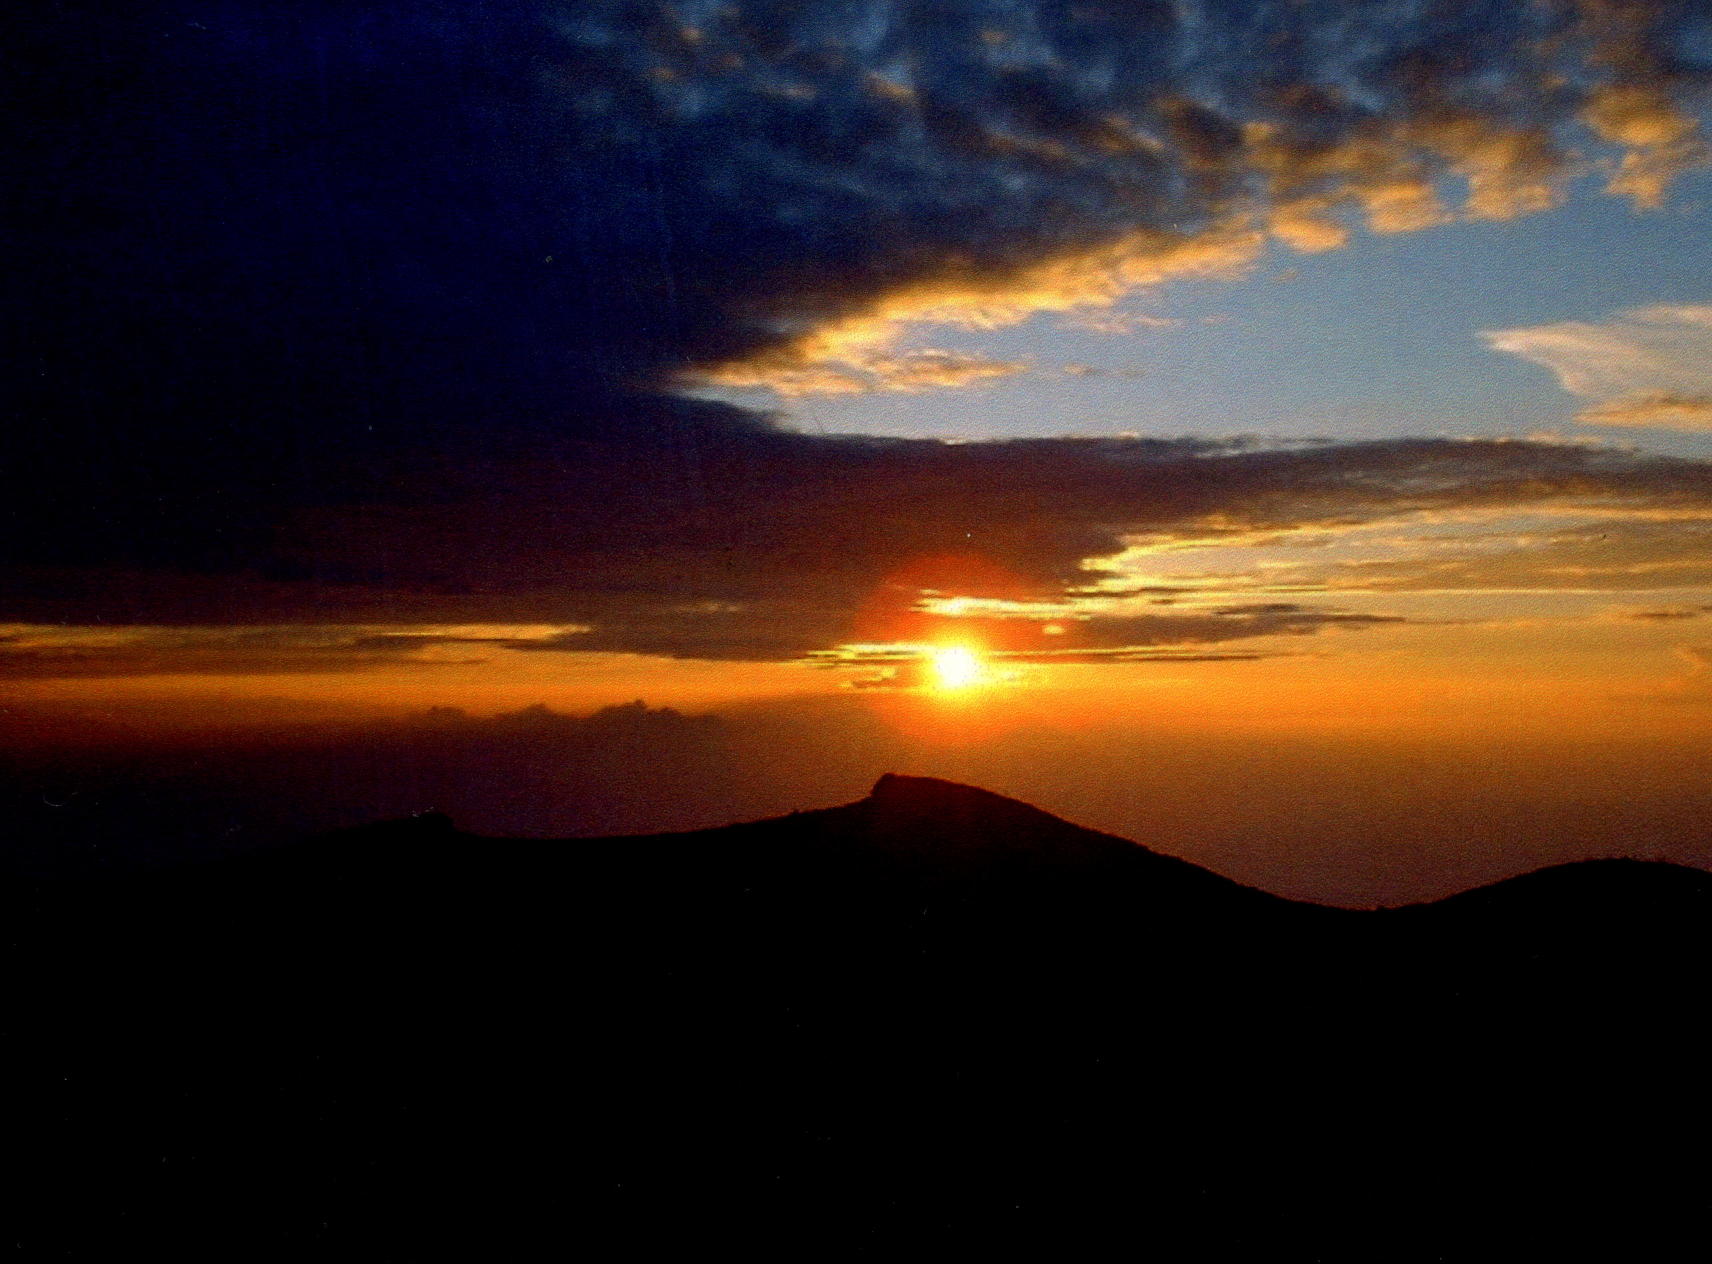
[11,775,1711,1258]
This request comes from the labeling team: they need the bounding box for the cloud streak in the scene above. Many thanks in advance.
[1578,392,1712,431]
[702,347,1033,396]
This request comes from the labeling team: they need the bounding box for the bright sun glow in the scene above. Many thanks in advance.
[931,646,984,690]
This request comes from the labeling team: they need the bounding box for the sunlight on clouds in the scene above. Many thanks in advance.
[696,46,1709,404]
[703,347,1032,397]
[1088,503,1712,605]
[1581,83,1710,208]
[919,595,1086,620]
[1578,392,1712,431]
[690,220,1267,397]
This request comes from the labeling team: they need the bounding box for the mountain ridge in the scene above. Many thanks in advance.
[12,772,1710,1257]
[30,770,1697,916]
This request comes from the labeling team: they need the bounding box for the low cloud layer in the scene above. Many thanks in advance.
[6,435,1712,670]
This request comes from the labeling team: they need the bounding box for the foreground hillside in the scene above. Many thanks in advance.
[12,775,1711,1257]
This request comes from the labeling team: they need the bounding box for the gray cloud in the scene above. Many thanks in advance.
[0,624,581,680]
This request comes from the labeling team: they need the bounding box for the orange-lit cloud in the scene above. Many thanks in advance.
[1578,392,1712,431]
[692,222,1267,395]
[703,347,1032,397]
[1582,83,1710,208]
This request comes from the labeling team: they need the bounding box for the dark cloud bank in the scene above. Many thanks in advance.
[13,2,1712,655]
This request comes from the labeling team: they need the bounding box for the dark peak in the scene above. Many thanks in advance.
[870,773,1024,808]
[860,772,1154,868]
[866,773,1079,830]
[859,774,1301,905]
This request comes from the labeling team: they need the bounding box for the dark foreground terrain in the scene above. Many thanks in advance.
[11,775,1711,1257]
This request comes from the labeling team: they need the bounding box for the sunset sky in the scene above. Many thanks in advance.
[11,1,1712,903]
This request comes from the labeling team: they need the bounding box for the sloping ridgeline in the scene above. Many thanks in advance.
[11,775,1710,1257]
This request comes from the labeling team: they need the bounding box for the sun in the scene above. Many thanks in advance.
[930,645,985,690]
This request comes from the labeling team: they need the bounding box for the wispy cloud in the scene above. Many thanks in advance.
[1485,305,1712,430]
[0,624,586,679]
